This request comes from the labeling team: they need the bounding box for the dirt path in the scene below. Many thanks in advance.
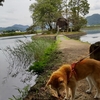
[57,35,90,64]
[56,35,98,100]
[24,35,99,100]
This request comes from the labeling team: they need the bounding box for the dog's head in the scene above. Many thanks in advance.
[46,72,66,99]
[46,65,71,99]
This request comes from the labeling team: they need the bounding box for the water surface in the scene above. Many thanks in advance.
[0,34,37,100]
[80,30,100,44]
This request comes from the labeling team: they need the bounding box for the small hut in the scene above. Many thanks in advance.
[56,17,69,33]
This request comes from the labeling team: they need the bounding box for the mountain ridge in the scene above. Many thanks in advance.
[86,14,100,25]
[0,24,29,31]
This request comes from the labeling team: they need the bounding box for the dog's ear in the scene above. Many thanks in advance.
[46,83,59,98]
[45,80,59,98]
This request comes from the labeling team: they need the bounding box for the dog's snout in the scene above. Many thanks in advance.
[58,91,67,100]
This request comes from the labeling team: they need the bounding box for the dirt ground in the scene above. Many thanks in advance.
[56,35,99,100]
[24,35,100,100]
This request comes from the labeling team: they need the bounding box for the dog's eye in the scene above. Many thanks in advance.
[59,80,63,83]
[58,77,64,83]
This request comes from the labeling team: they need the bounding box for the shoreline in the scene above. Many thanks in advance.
[24,32,91,100]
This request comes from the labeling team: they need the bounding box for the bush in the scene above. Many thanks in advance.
[4,37,56,77]
[29,42,57,74]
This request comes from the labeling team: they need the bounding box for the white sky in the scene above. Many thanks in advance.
[87,0,100,16]
[0,0,35,27]
[0,0,100,27]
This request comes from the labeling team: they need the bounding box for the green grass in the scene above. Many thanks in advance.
[82,25,100,30]
[29,38,57,74]
[0,32,35,37]
[5,36,57,100]
[4,36,56,76]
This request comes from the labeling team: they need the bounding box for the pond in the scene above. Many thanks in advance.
[80,30,100,44]
[0,34,37,100]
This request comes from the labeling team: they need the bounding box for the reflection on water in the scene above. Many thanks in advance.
[80,30,100,44]
[81,29,100,34]
[0,34,37,100]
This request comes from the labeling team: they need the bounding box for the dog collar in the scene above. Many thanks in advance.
[71,63,78,80]
[68,58,85,82]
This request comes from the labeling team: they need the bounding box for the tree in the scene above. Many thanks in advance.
[0,0,4,6]
[29,0,89,32]
[29,0,63,31]
[68,0,90,31]
[61,0,69,19]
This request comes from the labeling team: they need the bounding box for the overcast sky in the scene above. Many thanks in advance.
[0,0,100,27]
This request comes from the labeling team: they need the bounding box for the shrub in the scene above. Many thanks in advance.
[4,37,56,78]
[29,42,57,74]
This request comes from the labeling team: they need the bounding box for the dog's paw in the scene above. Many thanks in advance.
[94,96,99,99]
[94,95,100,99]
[86,90,91,94]
[94,96,100,100]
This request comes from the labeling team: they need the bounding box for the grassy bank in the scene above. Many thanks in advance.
[0,32,35,37]
[7,35,58,100]
[23,32,87,100]
[28,36,57,74]
[82,25,100,30]
[8,32,86,100]
[23,36,62,100]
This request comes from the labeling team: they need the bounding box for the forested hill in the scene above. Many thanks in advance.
[86,14,100,25]
[0,24,29,32]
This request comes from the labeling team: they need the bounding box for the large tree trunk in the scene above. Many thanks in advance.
[48,22,53,30]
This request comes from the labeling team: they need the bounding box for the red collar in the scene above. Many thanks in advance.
[71,63,78,79]
[67,58,85,82]
[67,62,77,82]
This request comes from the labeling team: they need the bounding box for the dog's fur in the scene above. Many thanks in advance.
[46,58,100,100]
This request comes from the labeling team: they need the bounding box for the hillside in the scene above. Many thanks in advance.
[86,14,100,25]
[0,24,29,32]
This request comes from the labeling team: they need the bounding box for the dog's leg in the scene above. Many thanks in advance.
[71,87,76,100]
[94,90,100,99]
[88,75,100,99]
[68,82,76,100]
[86,76,93,94]
[92,79,100,99]
[64,87,72,100]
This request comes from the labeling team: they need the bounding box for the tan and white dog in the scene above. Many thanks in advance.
[46,58,100,100]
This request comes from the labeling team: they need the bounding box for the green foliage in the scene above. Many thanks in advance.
[29,37,55,61]
[68,0,90,16]
[81,25,100,30]
[42,30,57,34]
[68,0,89,31]
[29,42,57,74]
[9,85,30,100]
[73,16,87,31]
[0,32,33,37]
[29,0,90,32]
[29,0,62,31]
[4,37,55,77]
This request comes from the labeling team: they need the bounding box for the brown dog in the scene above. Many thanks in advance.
[46,58,100,100]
